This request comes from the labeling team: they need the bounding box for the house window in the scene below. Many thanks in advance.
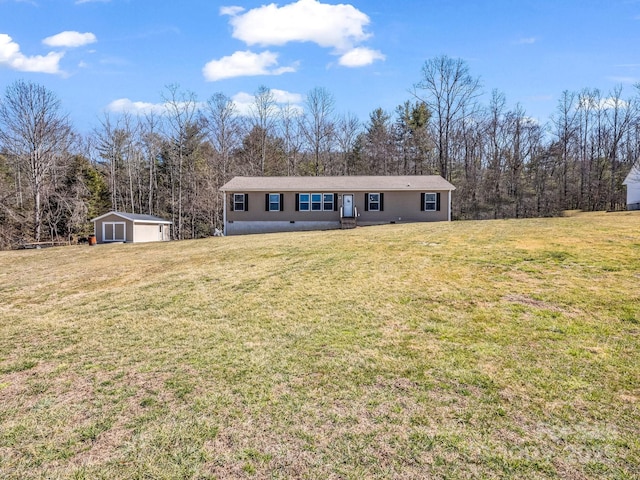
[298,193,310,211]
[365,192,383,211]
[233,193,247,211]
[267,193,282,212]
[421,192,441,211]
[297,193,335,211]
[323,193,334,211]
[311,193,323,211]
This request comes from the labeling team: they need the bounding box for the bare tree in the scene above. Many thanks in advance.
[162,84,203,239]
[139,112,164,215]
[249,86,278,175]
[205,93,241,184]
[552,90,580,209]
[602,86,637,210]
[300,87,336,175]
[205,93,242,229]
[0,80,71,242]
[414,55,481,180]
[279,103,304,175]
[93,113,134,212]
[335,113,361,175]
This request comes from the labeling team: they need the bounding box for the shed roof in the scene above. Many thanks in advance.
[220,175,455,192]
[91,211,172,224]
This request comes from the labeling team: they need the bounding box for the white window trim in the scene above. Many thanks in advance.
[323,193,334,211]
[424,192,437,211]
[268,193,281,212]
[368,192,381,212]
[102,222,126,242]
[299,192,334,212]
[233,193,246,212]
[298,193,311,211]
[311,193,323,211]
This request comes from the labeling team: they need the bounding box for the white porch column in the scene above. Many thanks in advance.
[222,192,227,236]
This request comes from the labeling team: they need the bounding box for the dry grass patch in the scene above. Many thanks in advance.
[1,212,639,479]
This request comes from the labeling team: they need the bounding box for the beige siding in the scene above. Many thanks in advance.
[134,223,160,243]
[94,213,171,243]
[94,214,133,243]
[161,224,171,241]
[227,192,339,222]
[226,190,450,233]
[132,223,171,243]
[357,191,449,224]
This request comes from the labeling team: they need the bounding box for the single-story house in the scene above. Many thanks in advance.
[91,212,172,244]
[623,164,640,211]
[219,175,456,236]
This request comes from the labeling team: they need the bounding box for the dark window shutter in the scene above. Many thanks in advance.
[280,194,284,211]
[364,193,369,211]
[244,194,249,211]
[230,194,234,211]
[421,193,425,211]
[265,193,269,211]
[436,193,441,211]
[334,193,338,211]
[380,193,384,211]
[295,193,299,211]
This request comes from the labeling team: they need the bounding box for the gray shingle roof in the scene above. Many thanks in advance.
[115,213,172,223]
[91,211,172,223]
[220,176,455,192]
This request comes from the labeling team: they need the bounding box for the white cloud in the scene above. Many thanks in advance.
[220,5,245,16]
[232,89,303,116]
[578,96,630,111]
[43,31,97,48]
[106,98,167,115]
[75,0,111,4]
[338,47,385,67]
[271,89,303,104]
[223,0,371,51]
[202,50,297,81]
[0,33,64,74]
[520,116,539,126]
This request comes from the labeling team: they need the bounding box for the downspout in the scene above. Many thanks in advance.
[222,191,227,236]
[448,190,452,222]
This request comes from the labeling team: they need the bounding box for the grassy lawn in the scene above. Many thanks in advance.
[1,212,639,479]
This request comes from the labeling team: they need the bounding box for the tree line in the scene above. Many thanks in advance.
[1,55,639,249]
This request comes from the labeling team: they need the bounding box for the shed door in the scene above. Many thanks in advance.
[343,194,354,218]
[103,222,126,242]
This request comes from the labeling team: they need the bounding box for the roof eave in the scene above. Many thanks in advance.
[90,211,172,223]
[131,219,173,224]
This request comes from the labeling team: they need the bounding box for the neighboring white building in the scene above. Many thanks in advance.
[623,164,640,211]
[91,212,172,244]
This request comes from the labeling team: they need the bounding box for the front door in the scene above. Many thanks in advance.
[343,194,354,218]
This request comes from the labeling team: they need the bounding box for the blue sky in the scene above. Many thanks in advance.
[1,0,639,131]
